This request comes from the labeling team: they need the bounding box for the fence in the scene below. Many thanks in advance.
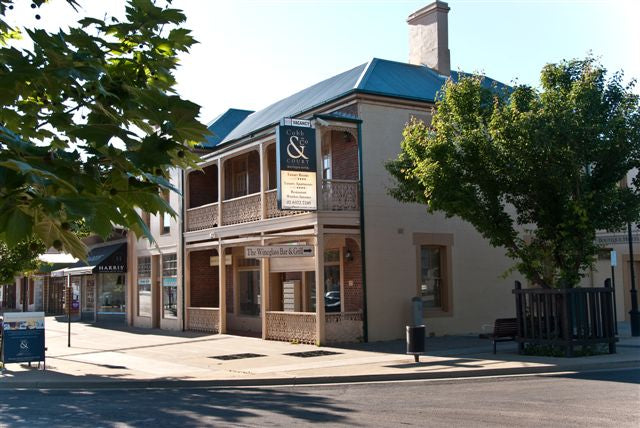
[513,281,616,357]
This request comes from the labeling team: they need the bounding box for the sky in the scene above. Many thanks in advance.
[6,0,640,124]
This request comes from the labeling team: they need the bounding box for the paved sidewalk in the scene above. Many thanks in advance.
[1,317,638,389]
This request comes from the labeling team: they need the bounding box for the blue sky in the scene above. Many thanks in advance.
[7,0,639,123]
[173,0,639,122]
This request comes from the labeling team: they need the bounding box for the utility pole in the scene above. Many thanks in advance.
[628,222,639,336]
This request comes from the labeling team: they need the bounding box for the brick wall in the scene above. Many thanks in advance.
[189,250,219,307]
[226,264,233,313]
[248,151,260,194]
[223,151,260,199]
[188,164,217,208]
[343,238,363,312]
[331,130,358,180]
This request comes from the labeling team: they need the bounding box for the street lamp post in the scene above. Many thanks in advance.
[628,222,639,336]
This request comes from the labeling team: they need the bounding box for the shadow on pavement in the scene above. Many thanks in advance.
[0,381,355,427]
[548,367,640,385]
[52,315,213,339]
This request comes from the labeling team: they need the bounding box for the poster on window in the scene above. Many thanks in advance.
[2,312,45,364]
[276,118,317,211]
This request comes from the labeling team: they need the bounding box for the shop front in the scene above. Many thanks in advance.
[52,242,128,322]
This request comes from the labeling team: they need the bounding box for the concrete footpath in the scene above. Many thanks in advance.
[1,317,638,389]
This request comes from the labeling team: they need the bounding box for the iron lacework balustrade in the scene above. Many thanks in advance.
[186,179,360,232]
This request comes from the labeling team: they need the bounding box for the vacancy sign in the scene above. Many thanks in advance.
[276,119,317,210]
[245,245,315,258]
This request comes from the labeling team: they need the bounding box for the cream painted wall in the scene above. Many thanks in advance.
[132,168,183,331]
[359,102,520,340]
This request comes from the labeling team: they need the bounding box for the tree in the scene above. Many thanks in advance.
[0,0,209,259]
[0,237,45,284]
[387,58,640,289]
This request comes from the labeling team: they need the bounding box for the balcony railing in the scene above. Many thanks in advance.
[265,189,306,219]
[186,180,360,232]
[186,202,219,232]
[320,179,359,211]
[221,193,261,226]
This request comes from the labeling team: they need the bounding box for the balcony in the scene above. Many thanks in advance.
[186,202,219,232]
[320,179,359,211]
[186,180,360,232]
[221,193,261,226]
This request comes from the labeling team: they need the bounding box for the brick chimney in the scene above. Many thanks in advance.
[408,1,451,76]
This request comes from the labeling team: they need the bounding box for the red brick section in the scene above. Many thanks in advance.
[343,238,363,312]
[248,151,260,194]
[189,250,219,307]
[188,164,218,208]
[331,130,358,180]
[223,158,233,198]
[267,145,277,190]
[225,264,233,313]
[222,151,260,199]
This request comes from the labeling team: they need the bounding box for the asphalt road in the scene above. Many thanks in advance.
[0,368,638,427]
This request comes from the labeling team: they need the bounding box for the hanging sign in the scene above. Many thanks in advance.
[245,245,315,258]
[2,312,45,364]
[276,118,317,211]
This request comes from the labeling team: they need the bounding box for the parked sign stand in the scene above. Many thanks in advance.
[1,311,46,371]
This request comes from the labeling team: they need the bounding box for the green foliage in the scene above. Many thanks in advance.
[0,237,46,284]
[0,0,209,260]
[387,58,640,288]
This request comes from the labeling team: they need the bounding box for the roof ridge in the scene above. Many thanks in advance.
[354,58,376,89]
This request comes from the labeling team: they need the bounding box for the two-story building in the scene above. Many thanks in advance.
[125,1,637,343]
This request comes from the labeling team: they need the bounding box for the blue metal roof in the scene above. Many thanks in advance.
[218,58,508,146]
[202,108,254,148]
[222,63,367,144]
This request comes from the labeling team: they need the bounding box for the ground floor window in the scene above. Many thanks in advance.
[162,253,178,319]
[98,273,126,313]
[413,233,453,314]
[324,249,341,312]
[138,256,152,317]
[419,246,442,309]
[239,270,260,316]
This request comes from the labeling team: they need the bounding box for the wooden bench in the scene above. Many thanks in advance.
[488,318,518,354]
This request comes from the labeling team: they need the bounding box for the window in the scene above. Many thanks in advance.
[232,156,248,198]
[162,253,178,319]
[322,140,331,179]
[239,270,260,316]
[160,190,171,235]
[324,249,341,312]
[98,274,126,313]
[137,256,152,317]
[414,233,453,314]
[419,246,442,308]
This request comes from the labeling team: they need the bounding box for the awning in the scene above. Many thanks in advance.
[50,243,127,277]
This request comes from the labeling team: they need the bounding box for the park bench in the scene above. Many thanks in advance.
[487,318,518,354]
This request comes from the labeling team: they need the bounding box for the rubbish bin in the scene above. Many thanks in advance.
[406,325,425,362]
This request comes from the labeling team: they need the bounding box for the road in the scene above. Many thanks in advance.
[0,368,638,427]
